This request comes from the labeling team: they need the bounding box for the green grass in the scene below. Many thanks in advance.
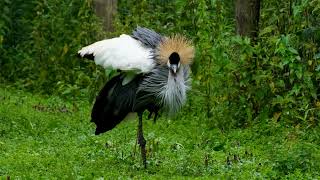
[0,87,319,179]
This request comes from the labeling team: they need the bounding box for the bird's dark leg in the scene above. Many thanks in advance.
[147,111,153,120]
[137,112,147,168]
[153,110,158,124]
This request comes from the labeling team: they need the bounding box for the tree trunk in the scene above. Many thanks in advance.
[93,0,117,32]
[235,0,260,39]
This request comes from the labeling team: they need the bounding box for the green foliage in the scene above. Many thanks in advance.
[1,1,320,178]
[1,0,320,126]
[224,0,320,125]
[114,0,320,127]
[114,0,318,127]
[0,0,105,98]
[1,87,319,178]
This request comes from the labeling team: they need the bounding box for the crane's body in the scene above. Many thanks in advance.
[78,27,194,168]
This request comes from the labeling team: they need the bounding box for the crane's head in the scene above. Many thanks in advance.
[157,35,194,74]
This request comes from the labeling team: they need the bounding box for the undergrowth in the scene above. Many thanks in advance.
[0,87,319,179]
[1,0,320,127]
[0,1,320,178]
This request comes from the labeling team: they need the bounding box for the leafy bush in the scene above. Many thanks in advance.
[1,0,320,127]
[216,0,318,126]
[272,143,320,175]
[0,0,105,98]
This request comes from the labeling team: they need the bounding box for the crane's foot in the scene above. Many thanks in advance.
[137,112,147,168]
[153,111,158,124]
[147,111,153,120]
[138,130,147,168]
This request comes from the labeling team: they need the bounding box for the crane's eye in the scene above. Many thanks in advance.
[169,52,180,65]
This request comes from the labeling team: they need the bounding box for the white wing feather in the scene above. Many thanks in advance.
[78,34,154,73]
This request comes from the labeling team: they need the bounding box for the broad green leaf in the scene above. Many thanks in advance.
[288,47,299,55]
[259,25,276,36]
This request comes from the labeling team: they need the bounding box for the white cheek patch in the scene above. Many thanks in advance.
[167,61,181,67]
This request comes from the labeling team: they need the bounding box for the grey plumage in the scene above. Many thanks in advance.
[136,65,190,115]
[132,26,163,49]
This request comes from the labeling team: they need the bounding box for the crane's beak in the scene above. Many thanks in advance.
[170,64,178,74]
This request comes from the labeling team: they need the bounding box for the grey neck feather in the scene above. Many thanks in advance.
[138,64,191,115]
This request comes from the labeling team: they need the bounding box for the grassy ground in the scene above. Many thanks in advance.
[0,87,319,179]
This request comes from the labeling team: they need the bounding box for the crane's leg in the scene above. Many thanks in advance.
[153,110,158,124]
[147,111,153,120]
[137,112,147,168]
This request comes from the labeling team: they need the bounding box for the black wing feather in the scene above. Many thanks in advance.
[91,74,142,135]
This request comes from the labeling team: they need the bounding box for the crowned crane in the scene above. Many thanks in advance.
[78,27,194,168]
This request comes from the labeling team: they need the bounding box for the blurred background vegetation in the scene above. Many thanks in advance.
[1,0,320,128]
[1,0,320,178]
